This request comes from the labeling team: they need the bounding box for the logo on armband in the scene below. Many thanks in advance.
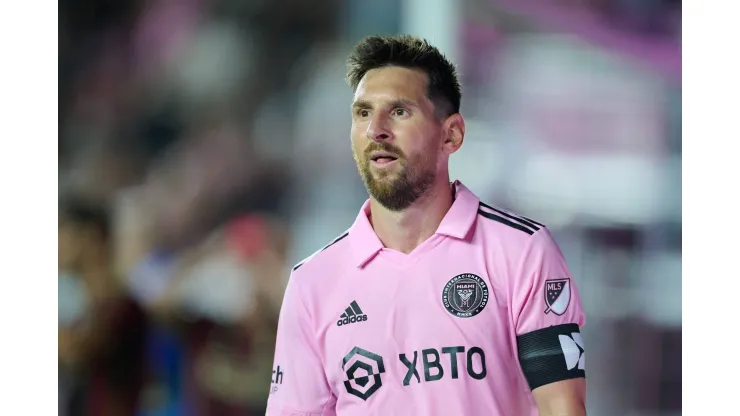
[559,332,585,371]
[544,278,571,316]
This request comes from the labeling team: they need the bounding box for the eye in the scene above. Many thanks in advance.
[356,109,370,118]
[392,108,408,117]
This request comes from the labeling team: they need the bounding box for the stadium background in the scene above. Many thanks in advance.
[58,0,681,415]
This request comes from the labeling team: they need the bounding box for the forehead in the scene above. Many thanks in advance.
[353,66,430,104]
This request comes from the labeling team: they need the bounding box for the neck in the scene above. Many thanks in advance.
[369,178,454,254]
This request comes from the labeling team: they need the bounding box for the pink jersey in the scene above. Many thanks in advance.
[267,181,586,416]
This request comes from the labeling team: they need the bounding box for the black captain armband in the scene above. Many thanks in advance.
[516,323,585,390]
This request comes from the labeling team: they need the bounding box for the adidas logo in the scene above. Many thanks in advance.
[337,301,368,326]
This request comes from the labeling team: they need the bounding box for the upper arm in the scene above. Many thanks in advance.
[532,378,586,416]
[267,274,336,416]
[510,228,587,412]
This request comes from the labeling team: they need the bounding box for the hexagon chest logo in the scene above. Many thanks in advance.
[342,347,386,401]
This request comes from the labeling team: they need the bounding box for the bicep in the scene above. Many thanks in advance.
[509,229,588,411]
[532,378,586,416]
[512,228,586,334]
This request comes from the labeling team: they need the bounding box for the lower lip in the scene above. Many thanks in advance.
[370,158,398,168]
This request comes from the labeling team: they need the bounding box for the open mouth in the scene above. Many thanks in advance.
[370,152,399,165]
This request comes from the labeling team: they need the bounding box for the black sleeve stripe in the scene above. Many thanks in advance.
[292,231,350,271]
[518,214,544,228]
[477,210,534,235]
[517,323,585,390]
[478,202,541,232]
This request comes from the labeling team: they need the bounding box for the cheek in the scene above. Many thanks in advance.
[350,139,361,156]
[350,129,367,153]
[408,142,440,169]
[403,130,435,155]
[351,123,365,138]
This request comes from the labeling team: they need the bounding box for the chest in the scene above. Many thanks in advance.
[317,256,517,397]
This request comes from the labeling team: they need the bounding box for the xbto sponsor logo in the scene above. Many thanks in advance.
[341,345,488,400]
[399,346,487,385]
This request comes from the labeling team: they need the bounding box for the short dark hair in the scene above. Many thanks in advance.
[59,197,111,242]
[346,35,461,117]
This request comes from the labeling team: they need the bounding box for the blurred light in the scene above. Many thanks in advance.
[126,252,176,306]
[402,0,460,64]
[508,154,581,228]
[449,119,505,199]
[179,251,255,325]
[510,154,675,227]
[497,33,668,157]
[638,252,682,327]
[173,22,252,103]
[58,273,87,325]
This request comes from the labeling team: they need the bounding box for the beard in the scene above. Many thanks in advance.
[353,141,437,211]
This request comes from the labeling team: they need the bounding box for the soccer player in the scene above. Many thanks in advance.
[267,35,587,416]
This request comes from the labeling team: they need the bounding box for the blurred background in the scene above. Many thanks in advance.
[58,0,681,415]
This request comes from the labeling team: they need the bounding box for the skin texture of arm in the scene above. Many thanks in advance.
[532,378,587,416]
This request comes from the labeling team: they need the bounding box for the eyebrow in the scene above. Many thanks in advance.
[351,98,419,111]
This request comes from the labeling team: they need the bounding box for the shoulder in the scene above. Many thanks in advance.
[473,200,565,270]
[475,200,547,243]
[290,229,352,279]
[474,201,572,288]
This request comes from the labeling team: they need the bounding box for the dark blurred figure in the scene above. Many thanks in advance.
[59,198,147,416]
[135,214,286,415]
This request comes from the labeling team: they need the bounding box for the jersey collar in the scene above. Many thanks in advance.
[348,180,480,268]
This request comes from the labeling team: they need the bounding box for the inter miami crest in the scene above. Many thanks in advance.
[544,279,571,316]
[442,273,489,318]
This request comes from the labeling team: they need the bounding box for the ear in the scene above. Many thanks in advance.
[442,113,465,155]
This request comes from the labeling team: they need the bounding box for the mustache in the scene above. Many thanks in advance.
[363,142,405,159]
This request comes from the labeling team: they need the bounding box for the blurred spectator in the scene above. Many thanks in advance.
[126,216,285,415]
[59,197,148,416]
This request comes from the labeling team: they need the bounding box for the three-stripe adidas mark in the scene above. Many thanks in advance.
[337,301,368,327]
[477,202,544,235]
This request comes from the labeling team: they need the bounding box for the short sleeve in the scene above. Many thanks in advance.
[267,274,336,416]
[510,228,587,390]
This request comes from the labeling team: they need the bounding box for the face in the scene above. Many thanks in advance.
[58,221,84,272]
[59,219,107,272]
[351,66,450,211]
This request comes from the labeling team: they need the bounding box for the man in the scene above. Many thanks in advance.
[267,35,587,415]
[58,198,147,415]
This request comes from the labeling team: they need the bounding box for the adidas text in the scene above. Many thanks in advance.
[337,314,367,326]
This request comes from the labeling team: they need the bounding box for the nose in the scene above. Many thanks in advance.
[366,113,392,142]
